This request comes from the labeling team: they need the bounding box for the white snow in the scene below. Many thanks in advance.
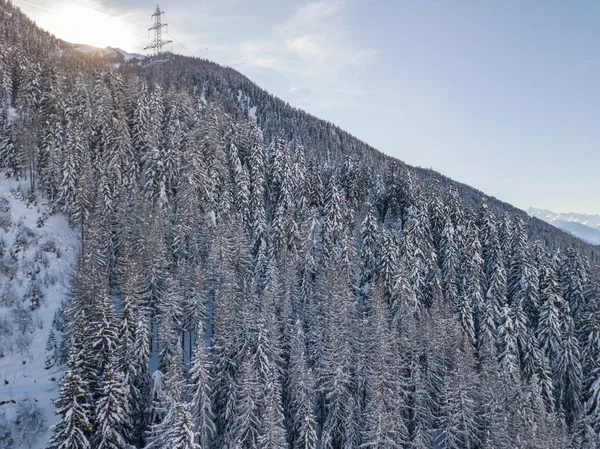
[0,175,78,448]
[6,107,17,123]
[248,106,257,121]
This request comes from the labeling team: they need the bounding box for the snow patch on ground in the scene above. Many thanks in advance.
[6,108,17,123]
[248,105,257,121]
[0,175,78,449]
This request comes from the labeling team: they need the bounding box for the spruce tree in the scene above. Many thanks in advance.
[189,327,214,448]
[287,320,317,449]
[93,357,131,449]
[48,316,92,449]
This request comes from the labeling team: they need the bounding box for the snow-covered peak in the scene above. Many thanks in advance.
[71,43,145,61]
[112,47,145,61]
[529,207,600,245]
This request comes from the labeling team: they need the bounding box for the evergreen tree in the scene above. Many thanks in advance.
[287,320,317,449]
[360,291,409,448]
[88,289,119,396]
[258,376,288,449]
[440,219,459,307]
[93,357,131,449]
[231,348,261,449]
[496,303,519,376]
[439,344,482,449]
[170,401,201,449]
[581,287,600,435]
[45,326,58,369]
[357,205,379,302]
[537,262,565,367]
[189,328,214,448]
[561,247,588,324]
[556,319,584,428]
[131,310,151,446]
[48,316,92,449]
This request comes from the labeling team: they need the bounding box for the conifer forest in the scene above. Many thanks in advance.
[0,2,599,448]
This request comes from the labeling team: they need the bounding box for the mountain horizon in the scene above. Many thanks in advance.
[529,207,600,246]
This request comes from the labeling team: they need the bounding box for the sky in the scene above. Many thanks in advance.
[11,0,600,214]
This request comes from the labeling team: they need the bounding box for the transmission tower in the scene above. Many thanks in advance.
[144,5,172,56]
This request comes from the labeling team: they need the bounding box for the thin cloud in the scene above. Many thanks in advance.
[235,0,380,109]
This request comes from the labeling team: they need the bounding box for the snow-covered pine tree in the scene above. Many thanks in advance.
[169,401,201,449]
[556,317,584,428]
[188,327,214,448]
[560,247,588,325]
[231,347,261,449]
[360,289,409,448]
[357,205,380,304]
[286,320,317,449]
[439,340,482,449]
[581,281,600,435]
[48,315,93,449]
[537,261,566,368]
[93,357,132,449]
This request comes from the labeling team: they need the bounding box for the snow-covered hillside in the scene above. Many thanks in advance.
[0,176,78,449]
[529,207,600,245]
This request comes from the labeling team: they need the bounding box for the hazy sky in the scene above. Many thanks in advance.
[12,0,600,214]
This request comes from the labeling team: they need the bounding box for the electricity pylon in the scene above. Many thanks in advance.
[144,5,172,56]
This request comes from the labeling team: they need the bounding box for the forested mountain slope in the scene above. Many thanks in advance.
[1,2,600,448]
[130,53,599,263]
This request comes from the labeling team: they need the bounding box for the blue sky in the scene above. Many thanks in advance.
[14,0,600,214]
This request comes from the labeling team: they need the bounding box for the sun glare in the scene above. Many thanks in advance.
[19,1,140,51]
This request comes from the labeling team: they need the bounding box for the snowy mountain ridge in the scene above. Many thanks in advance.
[71,43,145,61]
[529,207,600,245]
[529,207,600,230]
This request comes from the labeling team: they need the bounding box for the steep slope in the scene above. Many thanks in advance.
[0,175,78,448]
[552,220,600,245]
[551,220,600,246]
[2,2,600,449]
[133,54,600,263]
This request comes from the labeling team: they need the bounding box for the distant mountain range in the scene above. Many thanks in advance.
[529,207,600,245]
[71,43,145,61]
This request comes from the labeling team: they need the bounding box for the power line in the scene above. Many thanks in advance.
[165,32,196,58]
[13,0,62,15]
[12,0,149,43]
